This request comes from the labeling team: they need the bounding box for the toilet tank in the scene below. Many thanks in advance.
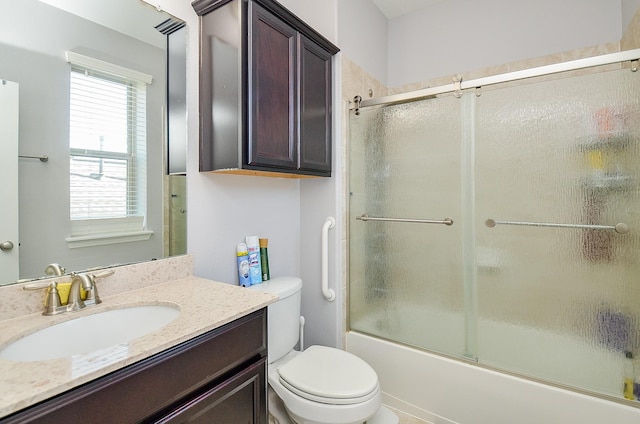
[249,276,302,362]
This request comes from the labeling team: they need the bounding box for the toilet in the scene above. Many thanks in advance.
[250,277,395,424]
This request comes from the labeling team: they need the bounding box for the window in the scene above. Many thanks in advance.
[66,52,153,248]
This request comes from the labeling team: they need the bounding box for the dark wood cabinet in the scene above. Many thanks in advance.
[0,309,267,424]
[156,358,265,423]
[298,34,333,173]
[249,3,298,171]
[193,0,339,178]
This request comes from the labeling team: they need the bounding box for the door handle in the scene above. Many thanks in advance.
[0,241,14,252]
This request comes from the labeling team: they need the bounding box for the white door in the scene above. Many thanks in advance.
[0,79,19,282]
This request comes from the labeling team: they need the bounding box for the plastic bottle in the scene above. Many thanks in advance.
[236,243,250,287]
[635,354,640,400]
[259,238,270,281]
[246,236,263,285]
[623,351,635,400]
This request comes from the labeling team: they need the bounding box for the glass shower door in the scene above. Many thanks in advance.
[349,97,466,358]
[474,67,640,398]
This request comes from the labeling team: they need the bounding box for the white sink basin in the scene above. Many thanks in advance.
[0,305,180,362]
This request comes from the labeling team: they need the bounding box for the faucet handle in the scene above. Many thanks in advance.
[23,280,55,290]
[43,282,66,316]
[23,281,66,316]
[83,269,113,306]
[90,269,115,280]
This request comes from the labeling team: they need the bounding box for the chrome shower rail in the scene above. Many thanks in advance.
[485,219,629,234]
[355,48,640,109]
[356,214,454,226]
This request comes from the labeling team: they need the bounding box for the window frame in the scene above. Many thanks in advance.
[65,51,153,248]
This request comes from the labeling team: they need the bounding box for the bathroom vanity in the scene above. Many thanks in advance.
[0,257,276,423]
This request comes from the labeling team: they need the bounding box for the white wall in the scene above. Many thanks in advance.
[279,0,338,43]
[280,0,342,349]
[337,0,389,84]
[387,0,623,87]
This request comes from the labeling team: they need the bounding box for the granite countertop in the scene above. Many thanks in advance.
[0,276,277,418]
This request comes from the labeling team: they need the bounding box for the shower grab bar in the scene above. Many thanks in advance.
[485,219,629,234]
[356,214,454,226]
[321,217,336,302]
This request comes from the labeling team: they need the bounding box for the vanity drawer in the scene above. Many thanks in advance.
[0,308,267,424]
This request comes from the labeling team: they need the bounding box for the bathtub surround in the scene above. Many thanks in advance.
[348,332,640,424]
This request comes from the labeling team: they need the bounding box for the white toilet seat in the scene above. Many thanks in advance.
[268,348,382,424]
[277,346,379,405]
[279,377,380,405]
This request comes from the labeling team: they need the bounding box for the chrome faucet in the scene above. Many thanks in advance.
[66,269,115,311]
[44,263,65,276]
[24,269,115,315]
[67,273,96,311]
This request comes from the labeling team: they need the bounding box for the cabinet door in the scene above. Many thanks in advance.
[155,358,267,424]
[298,34,332,174]
[249,2,298,169]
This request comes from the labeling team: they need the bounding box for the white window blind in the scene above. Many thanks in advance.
[67,52,152,246]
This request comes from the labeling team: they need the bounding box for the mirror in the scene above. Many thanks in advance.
[0,0,187,285]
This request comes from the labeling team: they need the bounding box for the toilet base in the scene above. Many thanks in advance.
[269,386,294,424]
[268,384,398,424]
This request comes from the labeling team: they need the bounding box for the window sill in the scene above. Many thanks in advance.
[66,230,154,249]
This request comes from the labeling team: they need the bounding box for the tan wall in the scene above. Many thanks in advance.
[622,6,640,50]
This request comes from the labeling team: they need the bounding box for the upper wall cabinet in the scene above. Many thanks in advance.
[192,0,339,178]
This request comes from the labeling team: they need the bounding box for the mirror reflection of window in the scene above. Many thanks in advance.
[67,53,152,243]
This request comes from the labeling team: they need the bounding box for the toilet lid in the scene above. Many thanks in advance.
[277,346,379,403]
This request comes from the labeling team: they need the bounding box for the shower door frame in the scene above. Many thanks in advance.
[347,47,640,405]
[355,49,640,110]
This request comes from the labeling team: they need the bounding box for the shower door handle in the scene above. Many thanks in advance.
[485,219,629,234]
[356,214,454,226]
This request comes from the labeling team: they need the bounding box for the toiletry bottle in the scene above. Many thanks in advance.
[623,351,635,400]
[236,243,250,287]
[259,238,270,281]
[635,353,640,400]
[246,236,263,285]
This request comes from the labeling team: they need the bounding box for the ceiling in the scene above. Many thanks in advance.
[371,0,447,19]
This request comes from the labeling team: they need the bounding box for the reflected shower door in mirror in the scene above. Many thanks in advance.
[0,0,187,286]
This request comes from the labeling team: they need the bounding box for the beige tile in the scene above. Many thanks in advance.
[385,405,431,424]
[622,7,640,50]
[341,55,390,103]
[386,42,622,96]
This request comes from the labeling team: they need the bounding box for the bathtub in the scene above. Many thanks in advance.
[346,331,640,424]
